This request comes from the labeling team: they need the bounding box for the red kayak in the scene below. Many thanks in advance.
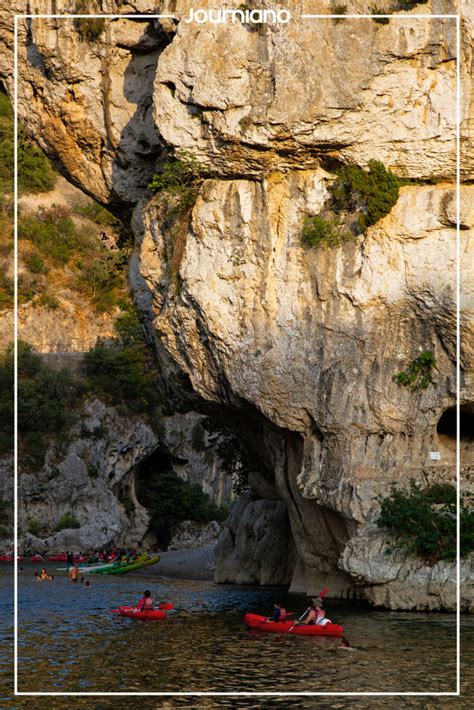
[244,613,343,637]
[30,554,43,562]
[48,554,67,562]
[114,605,167,620]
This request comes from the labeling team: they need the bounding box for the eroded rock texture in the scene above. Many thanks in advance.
[0,399,235,553]
[1,0,473,609]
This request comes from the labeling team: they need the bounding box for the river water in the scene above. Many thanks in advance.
[0,564,472,708]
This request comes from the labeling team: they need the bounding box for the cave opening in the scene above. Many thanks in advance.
[134,445,226,550]
[437,405,474,441]
[436,405,474,462]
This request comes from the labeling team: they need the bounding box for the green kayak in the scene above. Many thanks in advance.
[91,553,148,574]
[98,555,160,575]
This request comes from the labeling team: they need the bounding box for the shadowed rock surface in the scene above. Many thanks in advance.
[1,0,473,610]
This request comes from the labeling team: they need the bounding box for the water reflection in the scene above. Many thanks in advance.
[0,565,471,708]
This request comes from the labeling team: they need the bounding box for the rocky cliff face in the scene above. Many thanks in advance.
[0,397,235,553]
[1,0,473,610]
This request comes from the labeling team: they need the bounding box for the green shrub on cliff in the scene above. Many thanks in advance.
[0,341,82,462]
[331,160,400,232]
[301,215,352,249]
[148,150,202,213]
[54,512,81,531]
[82,306,161,415]
[301,160,401,250]
[370,6,391,24]
[393,351,436,391]
[377,480,474,562]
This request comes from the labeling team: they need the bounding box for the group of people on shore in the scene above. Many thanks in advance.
[64,546,140,567]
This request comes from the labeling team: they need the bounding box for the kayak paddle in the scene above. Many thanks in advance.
[289,608,309,631]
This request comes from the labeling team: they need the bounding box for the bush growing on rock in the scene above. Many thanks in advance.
[148,150,202,216]
[0,341,82,464]
[301,159,401,250]
[82,306,161,415]
[301,215,352,249]
[370,5,391,24]
[54,512,81,532]
[148,151,201,198]
[377,480,473,562]
[331,159,400,232]
[27,518,45,536]
[393,350,436,391]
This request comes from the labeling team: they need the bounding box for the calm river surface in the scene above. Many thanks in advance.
[0,564,472,708]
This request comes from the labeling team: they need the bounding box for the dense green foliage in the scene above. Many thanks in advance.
[82,306,161,415]
[301,215,352,249]
[54,512,81,532]
[331,160,400,232]
[377,481,473,562]
[393,351,436,391]
[0,342,82,462]
[139,469,228,548]
[0,92,56,194]
[0,346,14,455]
[301,160,401,250]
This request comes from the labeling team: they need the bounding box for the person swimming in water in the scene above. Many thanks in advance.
[69,564,79,582]
[37,568,53,581]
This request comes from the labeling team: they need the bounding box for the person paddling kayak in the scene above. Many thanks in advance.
[267,602,287,622]
[295,587,330,626]
[136,589,154,612]
[297,597,332,626]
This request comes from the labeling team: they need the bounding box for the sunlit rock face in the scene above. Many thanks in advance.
[1,0,473,609]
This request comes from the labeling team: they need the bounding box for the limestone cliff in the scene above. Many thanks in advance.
[0,398,235,553]
[1,0,473,610]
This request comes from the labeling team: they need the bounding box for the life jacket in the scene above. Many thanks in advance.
[279,607,287,620]
[139,597,153,611]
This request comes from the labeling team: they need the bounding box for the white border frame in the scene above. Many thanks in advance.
[13,11,462,699]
